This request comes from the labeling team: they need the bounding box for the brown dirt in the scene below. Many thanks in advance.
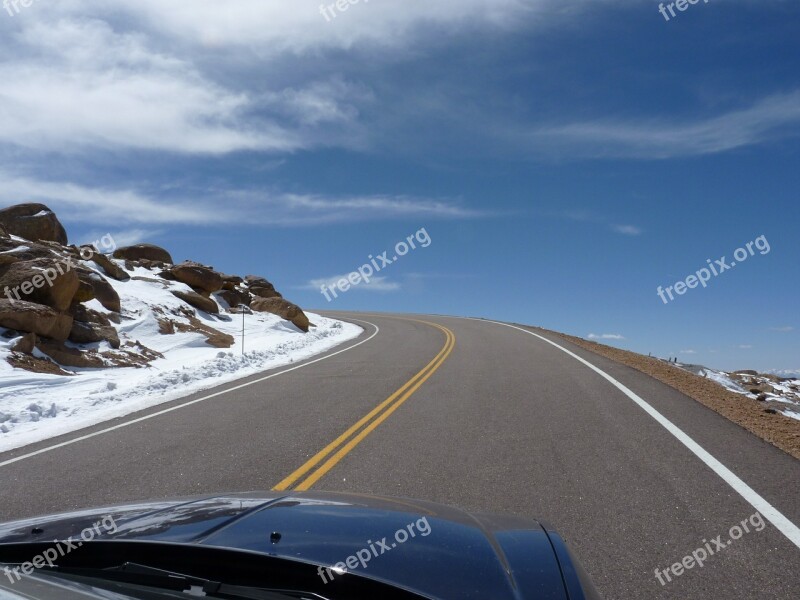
[7,352,75,376]
[542,328,800,461]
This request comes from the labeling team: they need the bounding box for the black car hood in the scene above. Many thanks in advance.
[0,491,571,600]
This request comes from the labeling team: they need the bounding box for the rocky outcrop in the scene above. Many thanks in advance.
[0,237,57,266]
[0,258,79,311]
[86,250,130,281]
[171,290,219,314]
[220,274,244,290]
[170,262,224,293]
[1,200,313,375]
[113,244,173,264]
[75,267,121,312]
[217,288,250,308]
[73,278,96,303]
[69,320,121,348]
[12,331,36,354]
[0,203,68,245]
[35,338,108,369]
[251,297,310,332]
[70,303,112,327]
[0,299,73,341]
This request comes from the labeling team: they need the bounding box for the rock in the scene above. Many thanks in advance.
[12,332,37,354]
[35,338,106,368]
[217,288,250,308]
[0,258,80,311]
[0,203,68,245]
[245,275,274,287]
[0,237,58,266]
[756,393,768,402]
[70,303,111,326]
[73,278,96,303]
[6,352,74,376]
[734,370,759,376]
[157,269,178,281]
[251,297,310,332]
[113,244,173,264]
[0,299,73,341]
[75,268,121,312]
[173,316,234,348]
[749,383,775,395]
[69,321,121,348]
[250,286,282,299]
[221,274,244,288]
[171,290,219,314]
[170,262,224,293]
[86,251,130,281]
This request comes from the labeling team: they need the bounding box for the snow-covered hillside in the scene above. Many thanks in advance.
[0,204,362,453]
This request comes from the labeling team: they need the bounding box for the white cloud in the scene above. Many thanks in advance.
[680,349,697,355]
[0,0,545,156]
[587,333,625,340]
[79,229,156,249]
[770,326,794,332]
[0,172,477,227]
[612,224,643,236]
[57,0,538,53]
[534,91,800,159]
[737,344,753,349]
[0,20,306,155]
[306,274,401,293]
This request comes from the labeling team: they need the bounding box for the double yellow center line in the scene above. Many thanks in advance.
[273,319,455,492]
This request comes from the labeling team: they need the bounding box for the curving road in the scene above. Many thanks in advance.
[1,312,799,599]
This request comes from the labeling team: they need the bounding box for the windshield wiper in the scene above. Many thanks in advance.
[40,561,330,600]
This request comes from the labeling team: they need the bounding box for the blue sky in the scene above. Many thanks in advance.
[0,0,797,372]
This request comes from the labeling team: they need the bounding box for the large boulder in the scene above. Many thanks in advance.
[244,275,273,288]
[0,203,68,245]
[85,250,130,282]
[35,338,106,369]
[69,320,121,349]
[70,302,112,326]
[220,274,244,290]
[73,278,96,303]
[251,297,310,332]
[250,286,282,299]
[0,258,79,311]
[216,288,250,308]
[0,299,73,341]
[171,290,219,314]
[170,262,224,293]
[113,244,173,264]
[0,237,57,266]
[75,268,121,312]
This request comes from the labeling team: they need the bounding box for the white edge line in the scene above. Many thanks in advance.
[0,319,380,469]
[470,318,800,550]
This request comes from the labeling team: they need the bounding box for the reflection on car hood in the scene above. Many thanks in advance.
[0,491,569,600]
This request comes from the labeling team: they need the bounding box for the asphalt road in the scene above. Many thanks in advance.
[1,312,799,599]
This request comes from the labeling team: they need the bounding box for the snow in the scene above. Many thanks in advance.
[0,263,362,453]
[700,369,748,394]
[698,367,800,417]
[0,245,30,254]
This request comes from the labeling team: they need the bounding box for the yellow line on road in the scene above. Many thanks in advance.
[273,319,454,492]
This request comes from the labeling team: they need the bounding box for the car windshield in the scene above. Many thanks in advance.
[0,2,798,600]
